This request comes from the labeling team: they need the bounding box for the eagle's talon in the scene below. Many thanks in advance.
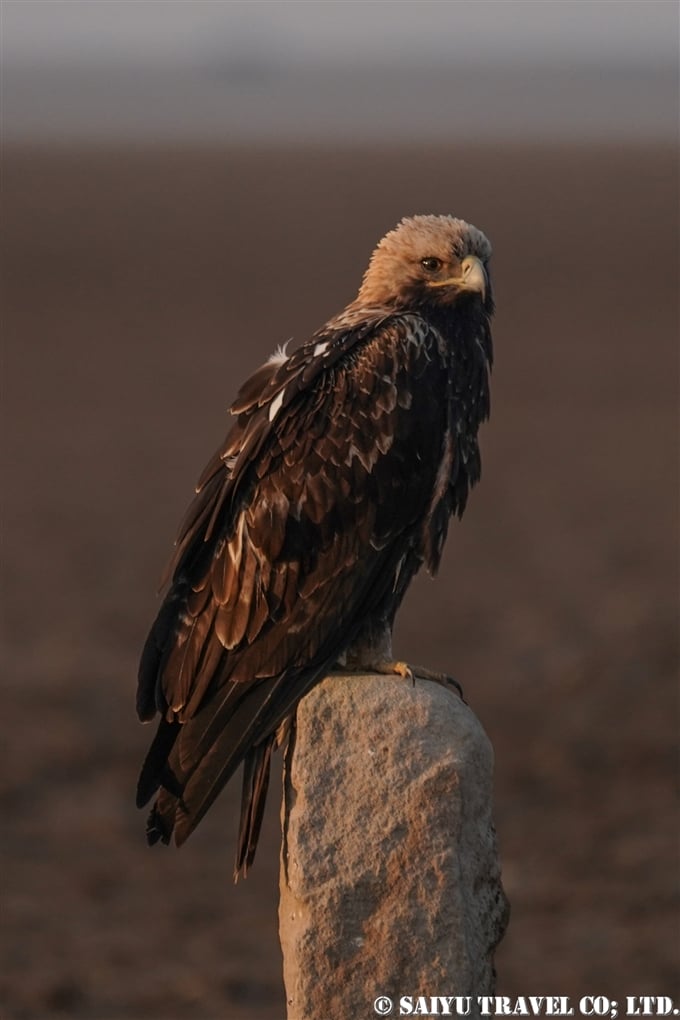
[371,660,414,682]
[441,675,466,702]
[411,666,466,702]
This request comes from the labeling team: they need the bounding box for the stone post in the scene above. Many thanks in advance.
[279,673,509,1019]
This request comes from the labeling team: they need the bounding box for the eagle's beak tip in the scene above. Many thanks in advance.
[460,255,487,300]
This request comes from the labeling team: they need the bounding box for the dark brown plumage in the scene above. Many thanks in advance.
[136,214,494,877]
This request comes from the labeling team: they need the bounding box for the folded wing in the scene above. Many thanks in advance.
[136,313,451,874]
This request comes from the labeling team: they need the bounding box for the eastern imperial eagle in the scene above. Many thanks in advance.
[136,214,494,878]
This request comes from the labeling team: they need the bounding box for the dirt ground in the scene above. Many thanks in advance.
[2,143,678,1019]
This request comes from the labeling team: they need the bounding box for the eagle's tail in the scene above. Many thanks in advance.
[142,732,277,877]
[234,736,276,880]
[234,710,296,878]
[137,669,315,874]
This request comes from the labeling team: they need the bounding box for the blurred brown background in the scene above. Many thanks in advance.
[2,3,679,1018]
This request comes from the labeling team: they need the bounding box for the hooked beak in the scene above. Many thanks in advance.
[426,255,487,301]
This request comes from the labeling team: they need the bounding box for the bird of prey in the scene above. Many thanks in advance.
[136,214,494,878]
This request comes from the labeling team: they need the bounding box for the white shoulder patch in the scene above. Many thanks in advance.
[267,341,291,366]
[313,341,329,357]
[268,390,285,422]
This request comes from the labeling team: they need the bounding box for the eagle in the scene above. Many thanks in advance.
[136,214,494,878]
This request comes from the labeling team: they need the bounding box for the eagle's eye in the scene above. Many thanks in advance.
[420,257,443,273]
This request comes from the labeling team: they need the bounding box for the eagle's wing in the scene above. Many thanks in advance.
[136,313,452,872]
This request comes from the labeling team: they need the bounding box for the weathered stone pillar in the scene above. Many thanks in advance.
[279,672,509,1020]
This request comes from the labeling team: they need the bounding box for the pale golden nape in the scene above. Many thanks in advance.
[356,214,492,309]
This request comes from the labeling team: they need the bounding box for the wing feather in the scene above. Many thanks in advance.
[184,631,224,717]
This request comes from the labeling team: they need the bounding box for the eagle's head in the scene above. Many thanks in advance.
[356,214,492,313]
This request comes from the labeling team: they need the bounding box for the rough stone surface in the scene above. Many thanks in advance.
[279,673,509,1020]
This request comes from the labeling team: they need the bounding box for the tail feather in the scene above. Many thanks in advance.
[234,737,275,880]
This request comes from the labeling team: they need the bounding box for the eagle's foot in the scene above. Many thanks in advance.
[373,659,414,682]
[369,661,465,701]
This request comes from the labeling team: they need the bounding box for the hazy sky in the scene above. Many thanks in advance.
[4,0,678,69]
[3,1,677,142]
